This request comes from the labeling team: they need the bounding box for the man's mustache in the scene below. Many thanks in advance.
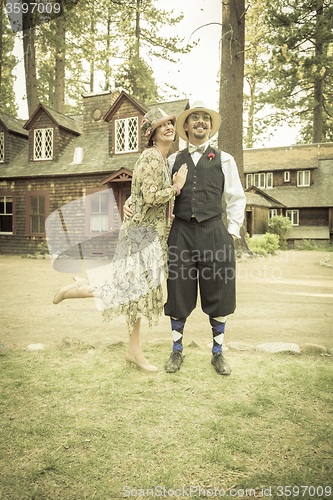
[193,123,208,130]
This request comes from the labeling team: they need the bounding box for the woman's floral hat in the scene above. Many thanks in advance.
[141,107,176,140]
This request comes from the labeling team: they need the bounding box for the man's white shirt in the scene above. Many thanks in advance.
[168,143,246,238]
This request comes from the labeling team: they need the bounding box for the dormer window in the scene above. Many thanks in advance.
[0,132,4,162]
[297,170,310,187]
[33,127,54,160]
[115,117,138,154]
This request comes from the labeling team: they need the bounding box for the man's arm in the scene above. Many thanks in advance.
[221,152,246,239]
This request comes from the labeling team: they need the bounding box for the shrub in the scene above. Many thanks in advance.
[248,232,280,256]
[267,215,292,249]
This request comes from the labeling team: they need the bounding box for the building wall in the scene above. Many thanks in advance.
[0,174,121,256]
[0,126,28,164]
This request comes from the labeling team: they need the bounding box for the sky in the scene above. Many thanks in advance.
[12,0,300,148]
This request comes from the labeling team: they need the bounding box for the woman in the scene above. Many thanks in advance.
[53,107,188,373]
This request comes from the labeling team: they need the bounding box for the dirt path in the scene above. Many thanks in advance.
[1,250,332,350]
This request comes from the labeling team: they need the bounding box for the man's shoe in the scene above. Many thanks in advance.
[211,353,231,375]
[165,351,183,373]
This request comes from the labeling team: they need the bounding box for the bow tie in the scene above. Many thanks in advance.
[188,145,206,154]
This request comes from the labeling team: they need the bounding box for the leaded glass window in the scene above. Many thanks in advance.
[115,117,138,153]
[33,128,54,160]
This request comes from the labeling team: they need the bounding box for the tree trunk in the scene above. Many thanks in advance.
[245,79,256,148]
[0,0,3,93]
[54,5,66,113]
[312,0,323,143]
[132,0,141,98]
[23,2,39,116]
[104,9,112,91]
[219,0,249,252]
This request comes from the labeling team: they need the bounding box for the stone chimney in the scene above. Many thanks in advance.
[82,90,120,133]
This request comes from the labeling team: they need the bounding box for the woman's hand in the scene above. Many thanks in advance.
[123,198,134,220]
[173,163,188,190]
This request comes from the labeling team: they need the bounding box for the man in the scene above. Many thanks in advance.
[164,102,246,375]
[124,101,246,375]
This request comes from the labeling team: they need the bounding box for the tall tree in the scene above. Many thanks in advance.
[54,0,66,113]
[22,1,39,116]
[264,0,333,143]
[114,0,195,102]
[219,0,245,170]
[243,0,271,148]
[0,0,18,116]
[219,0,248,252]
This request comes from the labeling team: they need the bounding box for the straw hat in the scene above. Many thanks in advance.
[176,101,221,142]
[141,107,176,140]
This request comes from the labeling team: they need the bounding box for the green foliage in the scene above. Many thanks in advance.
[267,215,292,249]
[244,0,271,148]
[30,0,196,113]
[262,0,333,143]
[248,232,280,255]
[0,11,18,116]
[115,54,159,103]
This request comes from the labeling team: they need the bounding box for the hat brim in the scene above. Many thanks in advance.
[149,114,176,137]
[176,107,221,142]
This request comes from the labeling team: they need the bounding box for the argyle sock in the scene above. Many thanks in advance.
[171,317,186,351]
[210,316,226,354]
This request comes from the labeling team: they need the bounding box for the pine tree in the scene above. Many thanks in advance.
[114,0,195,102]
[264,0,333,143]
[243,0,271,148]
[0,0,18,116]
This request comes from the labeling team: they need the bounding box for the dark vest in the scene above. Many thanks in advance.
[172,146,224,223]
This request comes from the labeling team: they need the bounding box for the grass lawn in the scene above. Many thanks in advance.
[1,343,332,499]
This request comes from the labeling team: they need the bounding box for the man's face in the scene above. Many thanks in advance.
[183,111,212,144]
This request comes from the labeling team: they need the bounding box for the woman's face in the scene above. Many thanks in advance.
[153,120,175,147]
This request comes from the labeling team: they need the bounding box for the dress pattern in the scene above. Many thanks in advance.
[99,147,176,333]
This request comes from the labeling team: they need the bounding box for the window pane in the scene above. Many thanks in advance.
[44,129,53,159]
[304,171,310,185]
[34,129,43,159]
[0,132,4,162]
[30,215,38,233]
[30,197,38,214]
[116,120,126,152]
[260,173,265,187]
[6,197,12,214]
[128,118,138,151]
[39,197,45,215]
[254,174,259,187]
[90,193,100,213]
[0,197,4,214]
[0,215,12,232]
[298,171,302,185]
[100,193,108,213]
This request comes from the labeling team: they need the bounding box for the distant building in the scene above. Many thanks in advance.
[244,144,333,247]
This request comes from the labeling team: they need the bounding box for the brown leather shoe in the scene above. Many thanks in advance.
[211,353,231,375]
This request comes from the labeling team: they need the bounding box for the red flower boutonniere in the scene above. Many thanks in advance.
[208,153,215,162]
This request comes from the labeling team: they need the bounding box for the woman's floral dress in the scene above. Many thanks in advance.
[99,147,177,333]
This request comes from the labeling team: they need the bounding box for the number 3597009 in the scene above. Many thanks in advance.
[6,3,61,15]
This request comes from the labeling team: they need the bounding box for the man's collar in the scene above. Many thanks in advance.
[188,140,210,152]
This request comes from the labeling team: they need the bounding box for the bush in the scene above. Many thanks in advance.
[248,232,280,256]
[267,215,292,249]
